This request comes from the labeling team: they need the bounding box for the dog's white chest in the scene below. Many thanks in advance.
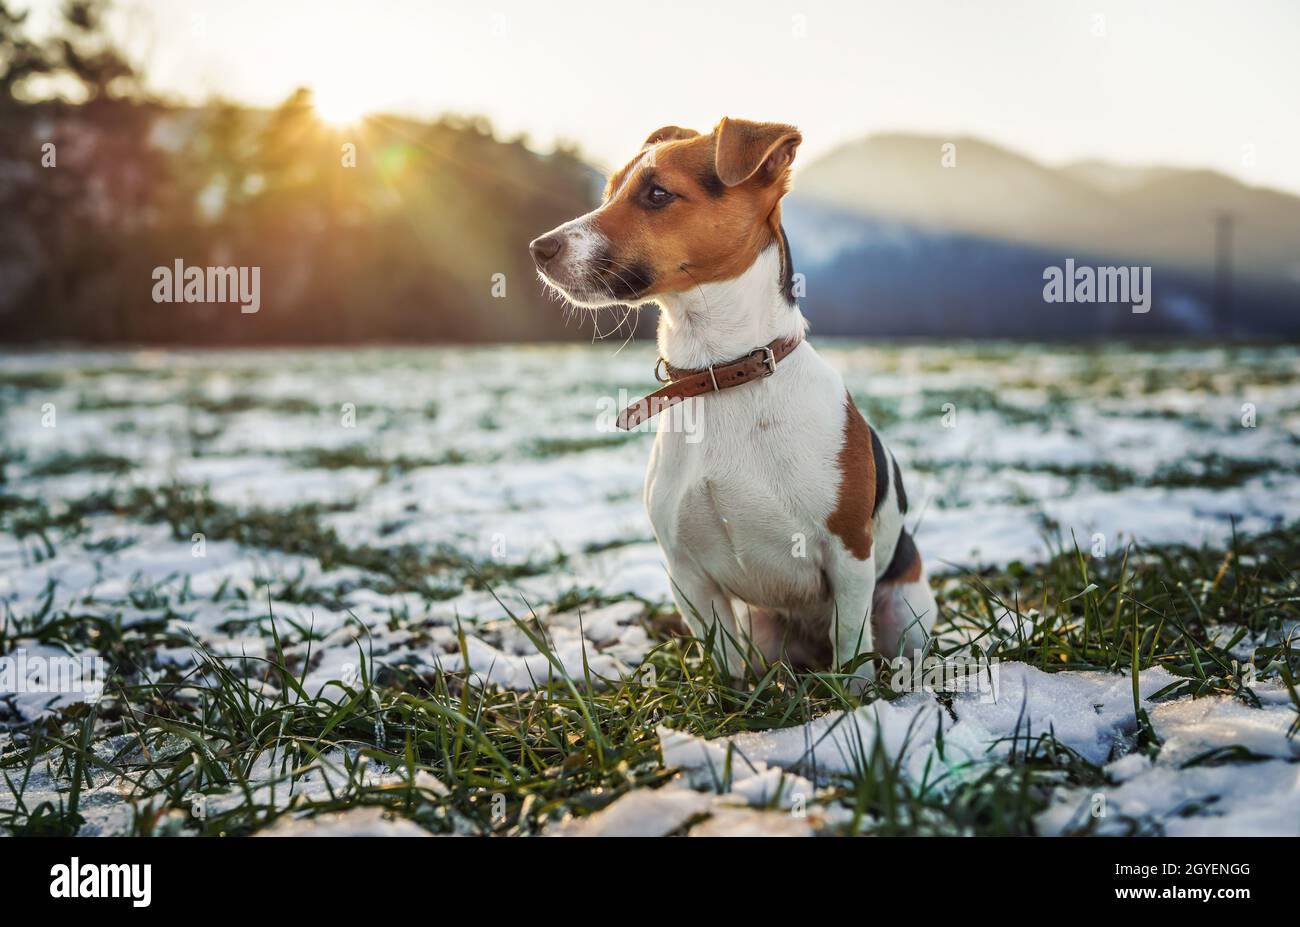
[645,347,846,610]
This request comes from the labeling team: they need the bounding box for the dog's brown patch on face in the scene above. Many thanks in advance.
[590,121,798,298]
[827,393,875,560]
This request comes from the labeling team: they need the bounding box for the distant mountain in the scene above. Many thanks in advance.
[786,133,1300,337]
[783,199,1238,338]
[794,133,1300,285]
[1057,160,1180,195]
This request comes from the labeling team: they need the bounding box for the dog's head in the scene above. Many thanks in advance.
[530,117,801,308]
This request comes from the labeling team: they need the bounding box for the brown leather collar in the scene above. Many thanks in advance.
[616,335,803,430]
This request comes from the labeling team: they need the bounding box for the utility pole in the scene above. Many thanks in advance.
[1213,213,1234,336]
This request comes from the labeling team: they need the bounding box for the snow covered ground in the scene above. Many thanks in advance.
[1,342,1297,835]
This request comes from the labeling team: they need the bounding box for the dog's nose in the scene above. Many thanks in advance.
[530,233,563,266]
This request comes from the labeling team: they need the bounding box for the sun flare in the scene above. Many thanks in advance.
[311,84,372,127]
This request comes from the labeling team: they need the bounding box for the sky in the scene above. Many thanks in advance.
[24,0,1300,194]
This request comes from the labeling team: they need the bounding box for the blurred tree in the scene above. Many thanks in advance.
[0,1,53,103]
[55,0,137,100]
[0,1,602,345]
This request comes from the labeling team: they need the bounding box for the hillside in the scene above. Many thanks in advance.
[0,98,601,345]
[787,133,1300,337]
[795,133,1300,285]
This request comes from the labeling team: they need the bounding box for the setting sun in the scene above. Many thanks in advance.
[311,83,373,127]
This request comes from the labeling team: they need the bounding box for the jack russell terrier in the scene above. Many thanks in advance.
[529,118,937,686]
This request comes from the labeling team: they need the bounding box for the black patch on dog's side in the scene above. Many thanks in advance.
[869,426,889,515]
[879,529,919,584]
[778,224,796,306]
[890,451,909,514]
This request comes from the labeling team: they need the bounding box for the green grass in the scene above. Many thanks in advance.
[27,451,134,478]
[2,343,1297,835]
[909,454,1294,493]
[0,483,566,598]
[2,520,1296,837]
[292,445,472,472]
[526,435,629,458]
[0,370,66,392]
[286,434,631,472]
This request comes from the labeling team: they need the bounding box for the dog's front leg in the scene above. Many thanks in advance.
[828,554,877,691]
[665,568,753,681]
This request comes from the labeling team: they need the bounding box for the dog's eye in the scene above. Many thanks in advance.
[644,185,675,207]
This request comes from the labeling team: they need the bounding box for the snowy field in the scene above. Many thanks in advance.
[1,342,1297,836]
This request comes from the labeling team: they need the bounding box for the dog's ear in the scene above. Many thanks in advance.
[643,125,699,147]
[714,117,801,187]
